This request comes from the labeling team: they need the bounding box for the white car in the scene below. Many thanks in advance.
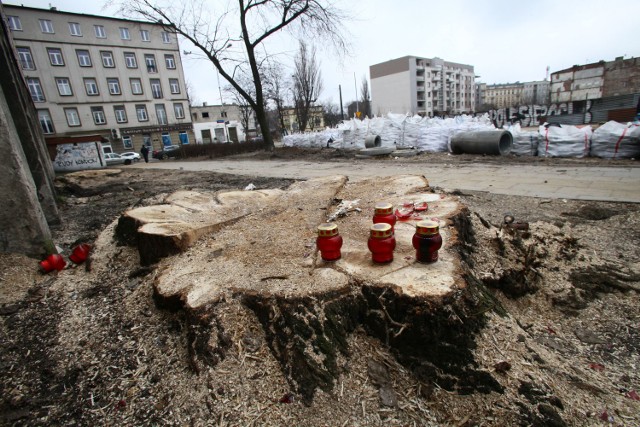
[120,152,141,162]
[104,153,131,166]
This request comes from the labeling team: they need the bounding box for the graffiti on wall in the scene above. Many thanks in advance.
[488,101,592,128]
[53,142,104,172]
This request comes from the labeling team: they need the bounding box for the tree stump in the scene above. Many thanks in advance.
[116,175,503,402]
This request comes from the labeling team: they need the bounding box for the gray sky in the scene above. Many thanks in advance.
[10,0,640,109]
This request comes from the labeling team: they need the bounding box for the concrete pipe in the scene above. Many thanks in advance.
[364,135,381,148]
[450,130,512,155]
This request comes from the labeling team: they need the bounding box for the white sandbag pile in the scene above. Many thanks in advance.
[504,123,539,156]
[590,121,640,159]
[538,124,592,158]
[283,113,495,152]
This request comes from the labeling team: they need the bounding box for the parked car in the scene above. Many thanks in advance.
[152,145,182,160]
[120,152,141,162]
[104,153,131,166]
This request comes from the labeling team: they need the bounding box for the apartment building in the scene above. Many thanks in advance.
[4,4,193,153]
[191,103,257,143]
[551,56,640,103]
[281,106,324,133]
[477,80,550,110]
[370,55,476,117]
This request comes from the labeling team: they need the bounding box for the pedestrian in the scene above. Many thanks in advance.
[140,144,149,163]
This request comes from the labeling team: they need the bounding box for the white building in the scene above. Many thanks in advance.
[191,104,257,143]
[370,55,476,117]
[4,4,193,153]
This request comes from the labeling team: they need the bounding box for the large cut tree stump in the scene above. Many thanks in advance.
[115,175,502,402]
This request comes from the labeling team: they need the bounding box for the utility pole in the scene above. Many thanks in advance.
[339,85,345,120]
[354,72,359,117]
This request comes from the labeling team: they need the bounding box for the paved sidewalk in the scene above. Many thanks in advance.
[134,159,640,203]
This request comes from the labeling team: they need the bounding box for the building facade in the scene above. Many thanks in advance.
[550,62,604,103]
[479,80,549,109]
[191,103,257,143]
[4,4,193,154]
[281,105,324,133]
[370,55,476,117]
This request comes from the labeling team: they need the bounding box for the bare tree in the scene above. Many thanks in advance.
[323,102,342,127]
[115,0,349,151]
[263,61,289,136]
[185,80,198,107]
[292,41,323,133]
[359,75,371,118]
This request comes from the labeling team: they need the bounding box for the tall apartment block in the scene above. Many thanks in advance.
[370,56,476,117]
[3,4,193,152]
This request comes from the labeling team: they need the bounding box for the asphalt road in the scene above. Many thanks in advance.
[132,158,640,203]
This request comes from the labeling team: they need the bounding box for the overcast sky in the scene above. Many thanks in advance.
[10,0,640,109]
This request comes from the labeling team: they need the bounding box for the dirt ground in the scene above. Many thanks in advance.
[1,148,639,426]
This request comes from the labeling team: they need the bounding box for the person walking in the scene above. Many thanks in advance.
[140,145,149,163]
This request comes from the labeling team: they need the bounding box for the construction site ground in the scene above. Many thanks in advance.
[1,148,639,426]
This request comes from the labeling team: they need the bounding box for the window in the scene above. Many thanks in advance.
[150,79,162,98]
[38,110,54,134]
[192,113,198,120]
[27,78,45,102]
[202,112,210,118]
[56,78,73,96]
[122,135,133,149]
[136,105,148,121]
[47,48,64,66]
[17,47,35,70]
[130,78,143,95]
[221,111,228,118]
[164,54,176,69]
[161,31,171,43]
[91,107,106,125]
[140,30,150,41]
[114,105,127,123]
[124,52,137,68]
[69,22,81,36]
[174,103,185,119]
[107,78,121,95]
[155,104,168,125]
[169,78,180,94]
[7,16,22,31]
[101,51,114,68]
[144,54,157,73]
[76,49,91,67]
[179,131,189,144]
[119,27,130,40]
[84,78,99,95]
[94,25,106,38]
[39,19,54,33]
[64,108,81,126]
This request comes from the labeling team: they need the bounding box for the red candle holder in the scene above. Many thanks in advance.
[316,223,343,262]
[368,223,396,264]
[39,254,67,273]
[412,220,443,263]
[69,243,92,264]
[373,202,396,229]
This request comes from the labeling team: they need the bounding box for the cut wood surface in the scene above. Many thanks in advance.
[141,175,465,310]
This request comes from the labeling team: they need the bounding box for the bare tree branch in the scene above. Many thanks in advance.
[114,0,350,150]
